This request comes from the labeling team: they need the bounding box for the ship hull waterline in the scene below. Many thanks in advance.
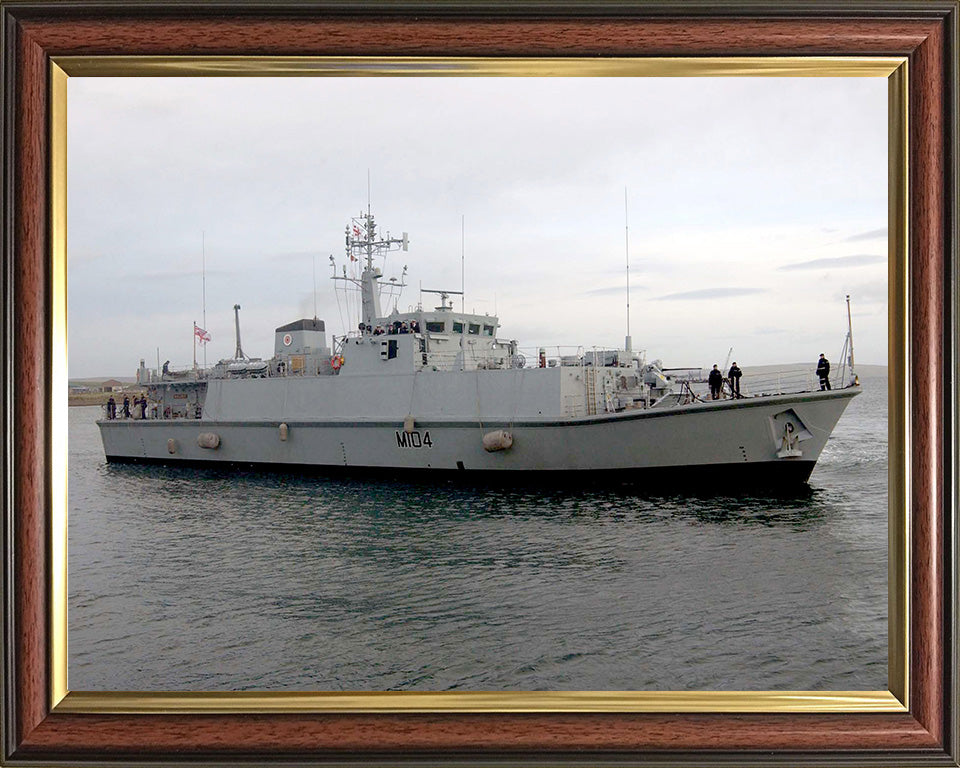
[98,388,858,489]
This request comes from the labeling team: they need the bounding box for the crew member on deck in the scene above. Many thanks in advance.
[708,365,723,400]
[728,362,742,398]
[106,395,116,419]
[122,396,130,418]
[817,354,831,390]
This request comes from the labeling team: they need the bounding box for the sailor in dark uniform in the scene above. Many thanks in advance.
[816,354,831,390]
[728,362,742,398]
[708,364,723,400]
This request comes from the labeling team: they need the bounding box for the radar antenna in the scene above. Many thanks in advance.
[422,288,463,311]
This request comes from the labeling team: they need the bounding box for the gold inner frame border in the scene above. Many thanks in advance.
[48,55,910,715]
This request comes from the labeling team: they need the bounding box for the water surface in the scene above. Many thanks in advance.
[68,374,887,691]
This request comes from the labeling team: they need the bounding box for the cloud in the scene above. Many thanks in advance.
[584,285,648,296]
[844,227,887,242]
[138,269,231,281]
[779,254,885,271]
[654,288,764,301]
[266,250,328,262]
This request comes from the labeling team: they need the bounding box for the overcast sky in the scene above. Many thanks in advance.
[67,76,887,378]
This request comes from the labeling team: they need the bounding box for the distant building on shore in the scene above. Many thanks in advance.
[99,379,124,392]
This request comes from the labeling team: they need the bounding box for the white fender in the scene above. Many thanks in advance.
[197,432,221,450]
[482,430,514,452]
[167,438,177,454]
[403,415,416,434]
[279,423,288,441]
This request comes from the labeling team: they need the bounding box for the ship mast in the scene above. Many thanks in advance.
[336,208,409,329]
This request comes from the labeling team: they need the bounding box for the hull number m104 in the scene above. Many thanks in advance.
[396,430,433,449]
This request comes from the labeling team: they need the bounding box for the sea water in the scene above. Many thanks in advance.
[67,373,887,691]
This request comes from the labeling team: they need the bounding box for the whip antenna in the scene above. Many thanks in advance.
[624,188,632,353]
[202,231,207,368]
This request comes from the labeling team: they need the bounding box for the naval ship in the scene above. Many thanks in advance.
[98,208,860,486]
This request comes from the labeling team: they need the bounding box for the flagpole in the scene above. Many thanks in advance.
[193,321,197,370]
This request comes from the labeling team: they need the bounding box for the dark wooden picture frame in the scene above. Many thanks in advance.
[2,2,957,765]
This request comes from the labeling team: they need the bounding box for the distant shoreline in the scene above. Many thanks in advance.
[69,391,145,408]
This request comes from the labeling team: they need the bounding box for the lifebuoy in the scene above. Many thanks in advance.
[331,355,343,370]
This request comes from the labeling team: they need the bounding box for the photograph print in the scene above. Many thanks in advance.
[66,74,889,693]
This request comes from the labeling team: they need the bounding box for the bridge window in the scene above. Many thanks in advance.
[426,321,446,333]
[468,323,480,335]
[453,321,464,333]
[483,325,495,336]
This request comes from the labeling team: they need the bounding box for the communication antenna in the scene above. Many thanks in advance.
[624,188,632,353]
[461,215,465,314]
[312,254,318,319]
[202,231,207,368]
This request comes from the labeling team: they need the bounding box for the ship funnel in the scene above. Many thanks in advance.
[233,303,246,360]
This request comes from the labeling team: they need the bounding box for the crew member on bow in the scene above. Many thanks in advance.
[728,361,742,398]
[816,353,831,390]
[708,364,723,400]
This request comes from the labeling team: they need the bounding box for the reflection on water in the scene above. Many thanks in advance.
[69,376,888,692]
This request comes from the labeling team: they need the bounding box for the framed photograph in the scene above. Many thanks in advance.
[2,2,956,766]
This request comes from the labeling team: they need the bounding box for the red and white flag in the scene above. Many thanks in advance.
[194,323,211,343]
[352,224,361,237]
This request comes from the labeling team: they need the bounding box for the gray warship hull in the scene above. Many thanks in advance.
[99,381,857,486]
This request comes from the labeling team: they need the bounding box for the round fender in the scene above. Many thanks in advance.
[482,430,514,452]
[197,432,221,449]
